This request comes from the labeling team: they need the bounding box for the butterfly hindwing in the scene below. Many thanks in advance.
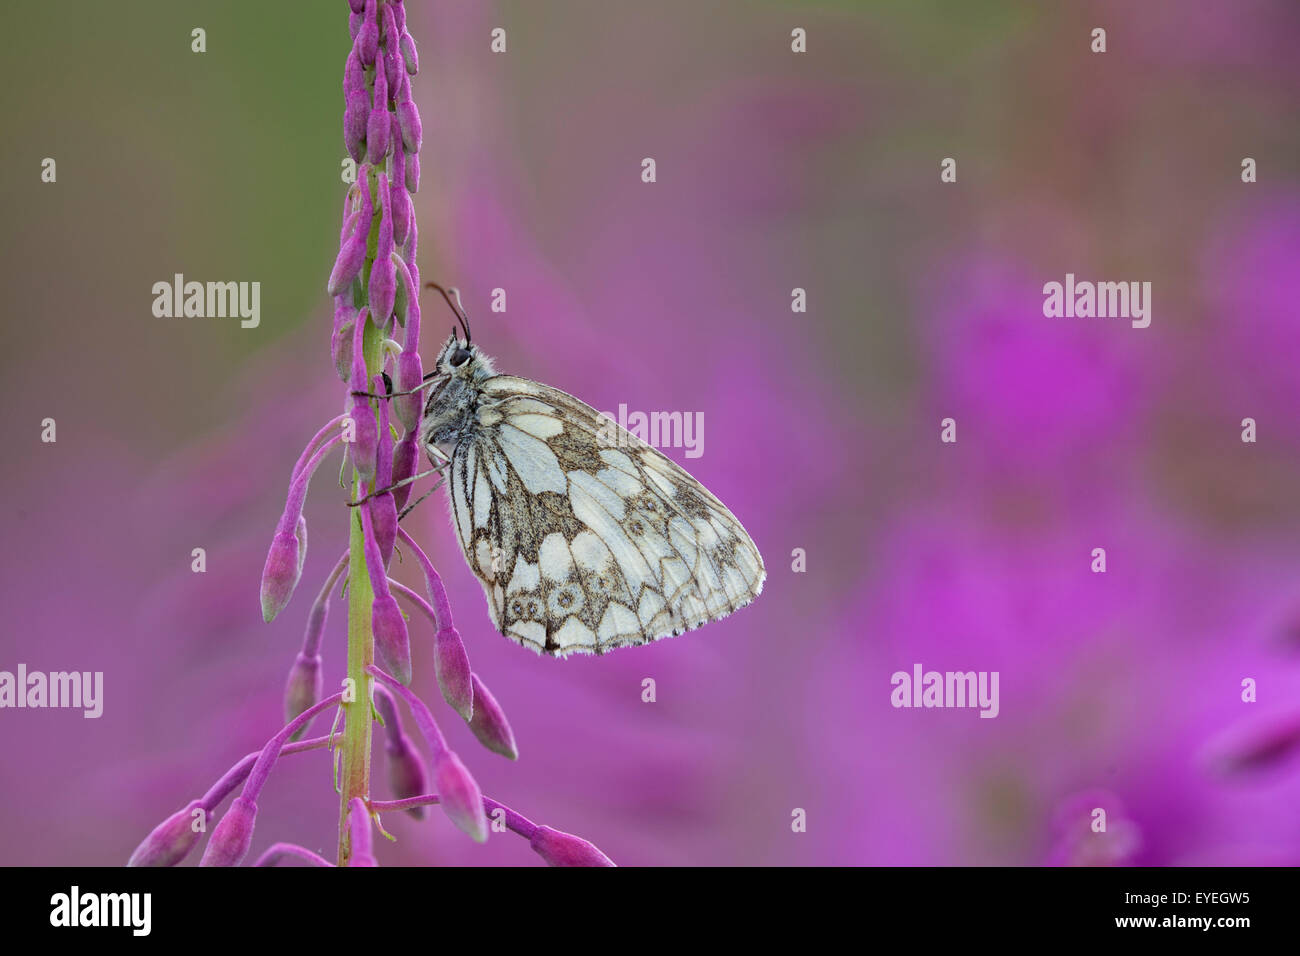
[447,375,765,657]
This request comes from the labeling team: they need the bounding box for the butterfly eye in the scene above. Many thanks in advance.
[449,347,473,368]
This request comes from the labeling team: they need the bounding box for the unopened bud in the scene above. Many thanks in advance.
[199,795,258,867]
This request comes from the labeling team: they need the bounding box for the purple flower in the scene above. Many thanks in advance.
[356,0,379,66]
[365,64,391,164]
[284,551,346,736]
[467,673,518,760]
[332,294,357,382]
[328,206,369,296]
[433,751,489,843]
[343,88,369,163]
[392,260,423,430]
[405,150,420,193]
[127,800,209,868]
[360,503,411,684]
[135,0,612,871]
[390,431,419,511]
[390,135,411,246]
[399,31,419,75]
[396,95,422,155]
[347,309,379,483]
[432,626,474,721]
[375,685,428,817]
[347,798,379,867]
[259,521,304,623]
[283,651,323,736]
[199,795,258,868]
[367,175,397,325]
[367,666,488,843]
[380,5,402,93]
[370,375,398,565]
[530,826,616,867]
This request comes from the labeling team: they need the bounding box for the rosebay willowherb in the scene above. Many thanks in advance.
[128,0,612,869]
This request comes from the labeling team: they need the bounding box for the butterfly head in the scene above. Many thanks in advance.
[431,330,495,382]
[418,331,496,450]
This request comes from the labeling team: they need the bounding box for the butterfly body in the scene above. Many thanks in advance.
[419,335,765,657]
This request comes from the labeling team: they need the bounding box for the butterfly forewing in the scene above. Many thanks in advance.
[447,375,765,657]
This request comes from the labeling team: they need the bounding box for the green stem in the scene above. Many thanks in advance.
[337,490,375,864]
[337,164,385,866]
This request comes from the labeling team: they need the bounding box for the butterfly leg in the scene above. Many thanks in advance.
[350,376,441,401]
[346,444,452,507]
[397,477,446,522]
[346,466,442,507]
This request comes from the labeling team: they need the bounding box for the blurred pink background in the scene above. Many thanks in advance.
[2,0,1299,865]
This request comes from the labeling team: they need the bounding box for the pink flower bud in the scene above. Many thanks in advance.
[366,69,391,163]
[348,312,379,484]
[400,31,419,75]
[397,98,422,154]
[383,51,402,103]
[343,88,370,163]
[373,684,427,818]
[332,296,356,383]
[391,432,418,511]
[433,751,488,843]
[343,47,365,95]
[467,673,518,760]
[199,795,258,867]
[283,651,323,738]
[530,826,616,867]
[127,800,209,867]
[389,136,411,246]
[433,626,473,721]
[372,594,412,685]
[361,495,409,682]
[371,387,398,566]
[385,733,427,819]
[347,798,378,866]
[327,219,367,296]
[382,1,400,50]
[394,350,423,433]
[405,229,419,293]
[262,425,345,623]
[332,315,355,383]
[405,150,420,192]
[356,0,379,65]
[371,497,397,568]
[260,529,303,623]
[332,176,372,297]
[368,176,397,323]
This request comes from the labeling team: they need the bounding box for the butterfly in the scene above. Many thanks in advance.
[412,291,765,658]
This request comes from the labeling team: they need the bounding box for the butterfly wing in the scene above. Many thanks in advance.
[447,375,765,657]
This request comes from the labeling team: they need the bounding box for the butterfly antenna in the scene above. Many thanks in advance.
[426,281,472,346]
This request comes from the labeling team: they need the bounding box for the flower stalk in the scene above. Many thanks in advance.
[131,0,614,869]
